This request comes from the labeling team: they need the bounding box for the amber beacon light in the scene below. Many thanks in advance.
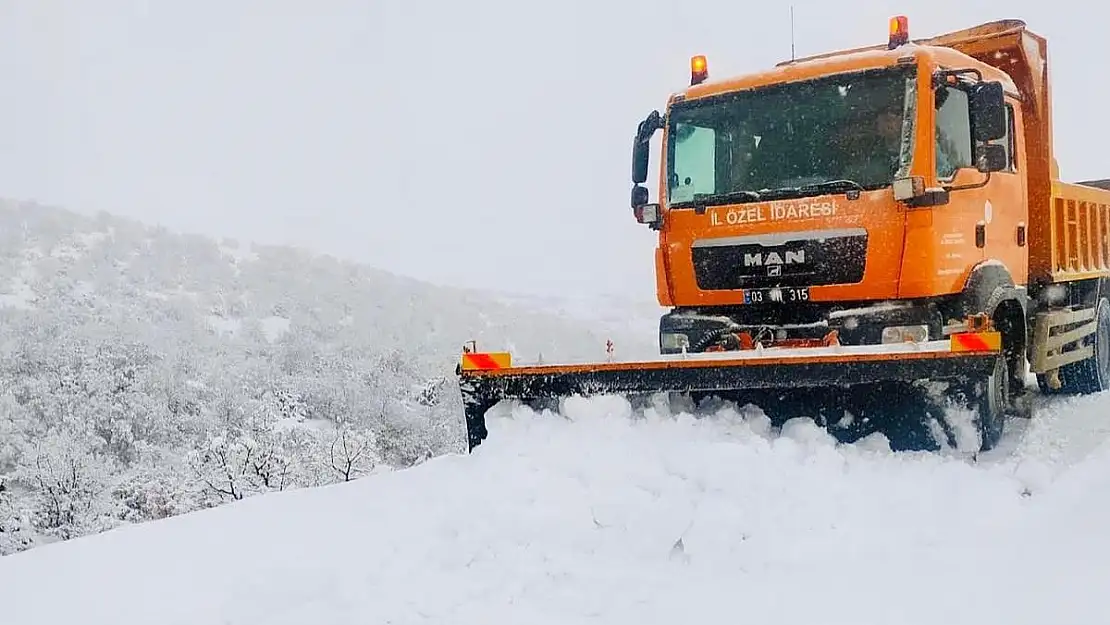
[690,55,708,85]
[888,15,909,49]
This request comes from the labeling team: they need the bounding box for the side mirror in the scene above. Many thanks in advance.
[977,143,1007,173]
[969,81,1006,142]
[631,184,649,208]
[632,110,663,184]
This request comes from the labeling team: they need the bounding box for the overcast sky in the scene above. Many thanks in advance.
[1,0,1106,298]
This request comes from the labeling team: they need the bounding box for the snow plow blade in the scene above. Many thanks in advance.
[456,329,1004,452]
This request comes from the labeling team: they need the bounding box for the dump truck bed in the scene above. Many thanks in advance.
[1044,180,1110,283]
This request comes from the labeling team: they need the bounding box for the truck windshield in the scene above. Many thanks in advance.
[666,65,916,207]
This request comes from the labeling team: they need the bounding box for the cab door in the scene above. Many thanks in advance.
[901,83,986,298]
[907,85,1027,295]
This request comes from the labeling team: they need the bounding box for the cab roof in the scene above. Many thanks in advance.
[676,19,1026,103]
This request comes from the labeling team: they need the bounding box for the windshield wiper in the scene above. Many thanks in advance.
[676,190,762,212]
[759,179,865,200]
[799,179,865,196]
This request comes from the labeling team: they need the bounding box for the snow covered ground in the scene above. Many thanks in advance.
[1,389,1108,624]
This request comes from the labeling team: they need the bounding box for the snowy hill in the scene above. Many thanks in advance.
[0,198,658,554]
[1,394,1108,624]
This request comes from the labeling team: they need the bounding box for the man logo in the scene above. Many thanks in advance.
[767,265,782,277]
[743,249,806,267]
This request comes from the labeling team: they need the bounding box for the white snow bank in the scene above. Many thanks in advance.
[1,395,1108,624]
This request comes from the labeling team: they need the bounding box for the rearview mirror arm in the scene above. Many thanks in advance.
[944,169,991,193]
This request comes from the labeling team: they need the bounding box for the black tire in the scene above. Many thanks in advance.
[1057,297,1110,395]
[1035,370,1063,395]
[971,353,1008,452]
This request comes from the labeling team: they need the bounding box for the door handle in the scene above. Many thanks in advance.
[975,221,986,248]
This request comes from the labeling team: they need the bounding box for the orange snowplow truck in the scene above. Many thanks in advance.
[457,17,1110,453]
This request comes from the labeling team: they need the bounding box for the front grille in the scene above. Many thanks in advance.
[691,228,868,290]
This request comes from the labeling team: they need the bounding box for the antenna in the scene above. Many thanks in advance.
[790,5,796,61]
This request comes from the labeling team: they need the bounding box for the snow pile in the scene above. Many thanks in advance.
[2,395,1108,624]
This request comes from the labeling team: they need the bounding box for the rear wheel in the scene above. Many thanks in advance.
[1035,297,1110,395]
[1055,297,1110,394]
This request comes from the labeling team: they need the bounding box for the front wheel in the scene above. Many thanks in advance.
[950,353,1007,452]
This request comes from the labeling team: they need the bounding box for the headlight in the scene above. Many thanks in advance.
[661,332,690,351]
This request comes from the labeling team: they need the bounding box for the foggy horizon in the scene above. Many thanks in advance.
[2,0,1105,298]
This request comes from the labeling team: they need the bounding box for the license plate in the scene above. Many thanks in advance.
[742,286,810,304]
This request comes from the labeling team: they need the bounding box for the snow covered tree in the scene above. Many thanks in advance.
[0,197,651,555]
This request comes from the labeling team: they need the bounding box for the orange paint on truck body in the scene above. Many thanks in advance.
[660,189,907,305]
